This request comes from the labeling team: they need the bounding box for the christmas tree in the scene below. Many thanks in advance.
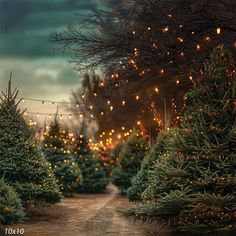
[112,132,148,194]
[127,129,176,201]
[0,80,61,205]
[73,136,109,193]
[43,118,81,196]
[124,46,236,234]
[0,178,24,228]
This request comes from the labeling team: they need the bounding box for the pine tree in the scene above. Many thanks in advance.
[0,178,24,228]
[127,129,175,201]
[124,46,236,234]
[43,119,81,196]
[73,136,109,193]
[0,80,61,205]
[112,132,148,194]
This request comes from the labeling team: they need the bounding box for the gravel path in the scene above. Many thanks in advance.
[6,185,170,236]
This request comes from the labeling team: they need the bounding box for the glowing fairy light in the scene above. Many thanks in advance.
[176,80,180,85]
[216,27,221,34]
[107,100,110,105]
[122,127,125,130]
[49,114,52,119]
[122,100,126,106]
[69,114,72,119]
[137,121,141,125]
[24,112,28,116]
[110,106,114,111]
[177,37,184,43]
[90,114,94,118]
[76,103,79,108]
[196,44,201,50]
[101,111,104,116]
[79,113,83,118]
[37,114,40,118]
[136,95,140,100]
[52,102,55,107]
[163,26,169,32]
[41,101,45,106]
[155,87,159,93]
[160,69,164,74]
[60,115,63,120]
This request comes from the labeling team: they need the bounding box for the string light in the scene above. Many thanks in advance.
[136,95,140,100]
[42,101,45,106]
[176,80,180,85]
[196,44,201,50]
[216,27,221,34]
[122,100,126,106]
[155,87,159,93]
[110,106,114,111]
[60,115,63,120]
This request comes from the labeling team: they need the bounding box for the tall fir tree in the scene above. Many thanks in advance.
[127,129,176,201]
[112,132,148,194]
[43,118,81,196]
[0,80,61,205]
[73,136,109,193]
[124,46,236,234]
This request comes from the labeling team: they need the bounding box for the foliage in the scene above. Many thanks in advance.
[73,137,109,193]
[0,178,24,227]
[124,46,236,234]
[43,119,82,197]
[54,0,235,134]
[127,129,176,201]
[0,81,61,205]
[112,132,148,194]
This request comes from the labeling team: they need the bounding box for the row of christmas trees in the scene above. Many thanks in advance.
[0,85,111,229]
[111,46,236,234]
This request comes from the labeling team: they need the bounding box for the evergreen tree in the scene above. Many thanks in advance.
[0,178,24,228]
[112,132,148,194]
[0,81,61,205]
[43,119,81,196]
[73,136,109,193]
[124,46,236,234]
[127,129,175,201]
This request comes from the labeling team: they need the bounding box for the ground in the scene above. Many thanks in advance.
[6,185,170,236]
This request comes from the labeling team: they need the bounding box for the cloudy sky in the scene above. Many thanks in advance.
[0,0,98,118]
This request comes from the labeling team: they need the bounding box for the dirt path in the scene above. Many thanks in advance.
[7,185,169,236]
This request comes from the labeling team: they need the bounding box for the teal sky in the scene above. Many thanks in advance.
[0,0,98,117]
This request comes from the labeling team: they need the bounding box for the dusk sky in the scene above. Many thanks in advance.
[0,0,98,117]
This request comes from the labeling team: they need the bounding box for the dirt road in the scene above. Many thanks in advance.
[7,185,169,236]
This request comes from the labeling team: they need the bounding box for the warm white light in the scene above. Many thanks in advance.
[216,28,221,34]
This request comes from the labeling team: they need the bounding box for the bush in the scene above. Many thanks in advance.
[0,178,25,227]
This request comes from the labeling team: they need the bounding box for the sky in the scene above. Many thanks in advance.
[0,0,98,119]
